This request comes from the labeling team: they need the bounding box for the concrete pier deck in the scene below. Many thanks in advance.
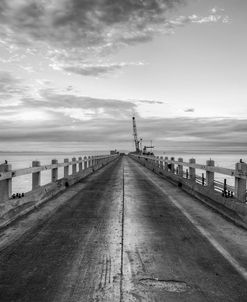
[0,156,247,301]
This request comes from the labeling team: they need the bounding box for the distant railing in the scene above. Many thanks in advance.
[0,154,118,203]
[131,154,247,203]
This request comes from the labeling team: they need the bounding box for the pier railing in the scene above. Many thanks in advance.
[0,154,118,204]
[130,154,247,203]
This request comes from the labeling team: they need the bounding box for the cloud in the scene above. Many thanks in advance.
[0,71,28,106]
[136,100,164,105]
[0,71,20,92]
[184,108,195,113]
[0,0,182,52]
[210,7,225,14]
[64,62,144,77]
[0,89,137,127]
[0,87,246,152]
[0,1,231,76]
[169,11,230,26]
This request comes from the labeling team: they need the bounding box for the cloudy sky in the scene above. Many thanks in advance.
[0,0,246,152]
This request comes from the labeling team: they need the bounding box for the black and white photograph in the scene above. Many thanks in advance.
[0,0,247,301]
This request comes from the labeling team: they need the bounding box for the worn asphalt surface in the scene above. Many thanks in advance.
[0,155,247,301]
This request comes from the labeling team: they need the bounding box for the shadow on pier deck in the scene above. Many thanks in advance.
[0,155,247,301]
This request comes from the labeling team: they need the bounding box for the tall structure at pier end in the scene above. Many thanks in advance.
[131,116,154,156]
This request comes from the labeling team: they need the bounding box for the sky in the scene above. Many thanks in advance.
[0,0,246,153]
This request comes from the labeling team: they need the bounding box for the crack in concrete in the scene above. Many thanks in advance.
[120,163,125,302]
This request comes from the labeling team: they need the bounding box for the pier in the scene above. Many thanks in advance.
[0,154,247,301]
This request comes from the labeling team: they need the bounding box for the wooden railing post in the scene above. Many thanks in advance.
[78,157,83,172]
[235,162,247,202]
[64,159,69,177]
[189,158,196,181]
[32,161,41,190]
[72,157,77,175]
[51,159,58,182]
[0,163,12,203]
[178,158,183,177]
[206,159,215,190]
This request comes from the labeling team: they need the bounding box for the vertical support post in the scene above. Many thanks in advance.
[223,179,227,196]
[0,163,12,203]
[72,157,77,175]
[186,169,189,179]
[78,157,83,172]
[32,161,41,190]
[160,156,163,169]
[202,173,205,186]
[235,162,247,202]
[51,159,58,183]
[164,157,168,171]
[156,156,160,167]
[170,157,175,173]
[189,158,196,181]
[84,156,88,169]
[178,158,183,177]
[206,159,215,190]
[64,159,69,177]
[88,156,91,167]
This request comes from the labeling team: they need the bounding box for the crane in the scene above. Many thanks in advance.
[132,116,141,154]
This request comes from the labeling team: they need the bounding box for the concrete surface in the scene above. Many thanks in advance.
[0,156,247,301]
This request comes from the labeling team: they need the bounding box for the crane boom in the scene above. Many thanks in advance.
[132,116,140,153]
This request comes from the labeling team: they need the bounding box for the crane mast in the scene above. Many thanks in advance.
[132,116,140,153]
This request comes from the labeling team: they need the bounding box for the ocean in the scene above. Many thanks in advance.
[0,151,246,194]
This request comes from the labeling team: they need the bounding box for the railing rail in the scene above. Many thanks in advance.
[0,154,119,203]
[131,154,247,203]
[0,155,112,181]
[136,155,247,179]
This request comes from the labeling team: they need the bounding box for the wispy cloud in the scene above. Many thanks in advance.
[63,62,144,77]
[0,1,230,76]
[0,71,27,106]
[184,108,195,113]
[169,10,231,27]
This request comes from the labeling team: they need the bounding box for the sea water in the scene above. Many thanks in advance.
[0,151,246,194]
